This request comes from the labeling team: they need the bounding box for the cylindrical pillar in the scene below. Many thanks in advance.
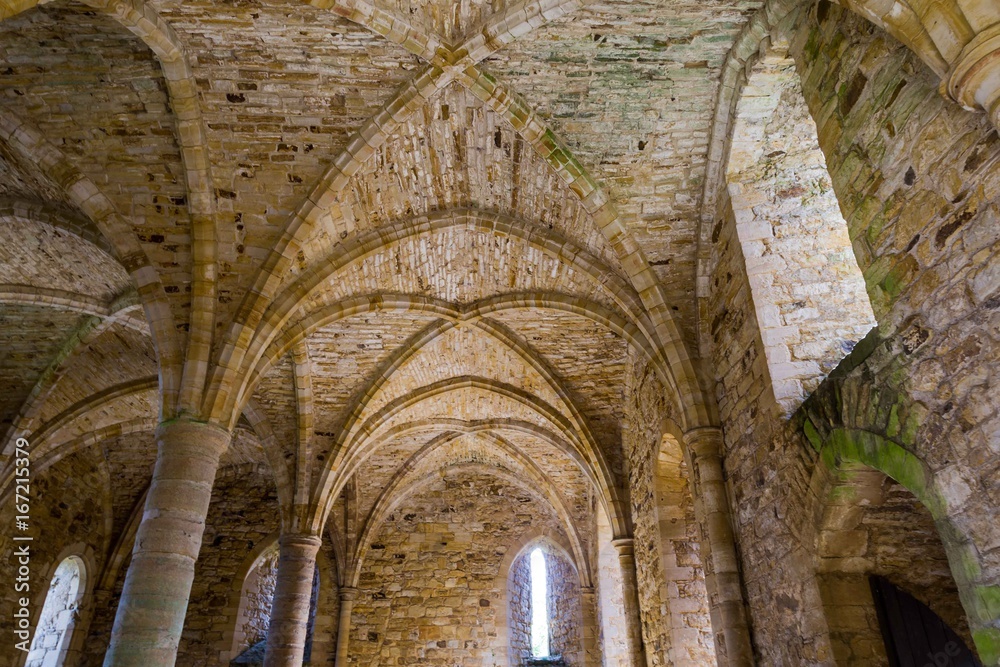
[686,426,753,667]
[612,538,647,667]
[263,534,323,667]
[104,419,230,667]
[580,585,602,667]
[334,586,359,667]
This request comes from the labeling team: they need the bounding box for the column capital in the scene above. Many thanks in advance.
[684,425,724,458]
[338,586,360,602]
[611,537,635,557]
[278,533,323,551]
[155,417,230,437]
[154,418,231,458]
[947,23,1000,128]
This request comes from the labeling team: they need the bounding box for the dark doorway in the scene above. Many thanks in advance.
[870,575,981,667]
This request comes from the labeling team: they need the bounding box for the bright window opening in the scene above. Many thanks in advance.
[27,556,84,667]
[529,548,550,658]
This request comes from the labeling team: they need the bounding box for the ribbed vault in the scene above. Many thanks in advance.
[3,0,999,663]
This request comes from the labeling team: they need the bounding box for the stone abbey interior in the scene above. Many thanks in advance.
[0,0,998,665]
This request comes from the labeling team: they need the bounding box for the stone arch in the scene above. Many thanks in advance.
[345,462,580,666]
[459,72,714,432]
[216,0,713,434]
[338,378,588,472]
[321,417,607,533]
[725,43,876,415]
[312,376,627,539]
[595,500,630,667]
[207,208,657,428]
[236,292,659,429]
[227,535,281,661]
[348,461,572,584]
[698,0,1000,363]
[224,533,334,666]
[0,204,146,455]
[0,110,182,418]
[809,461,977,664]
[346,431,591,592]
[496,529,586,667]
[0,411,157,505]
[300,311,616,498]
[0,197,116,257]
[25,377,158,452]
[0,325,152,468]
[807,426,1000,663]
[0,0,220,416]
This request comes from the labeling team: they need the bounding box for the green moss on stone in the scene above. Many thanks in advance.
[804,419,823,450]
[975,585,1000,620]
[971,628,1000,665]
[900,403,927,446]
[886,403,900,438]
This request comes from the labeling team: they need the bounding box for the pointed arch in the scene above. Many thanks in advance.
[207,208,654,428]
[347,432,590,589]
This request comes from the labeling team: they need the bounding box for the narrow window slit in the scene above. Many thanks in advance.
[529,548,550,658]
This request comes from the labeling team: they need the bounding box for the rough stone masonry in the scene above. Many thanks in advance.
[0,0,998,665]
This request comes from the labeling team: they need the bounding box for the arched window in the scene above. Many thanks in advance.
[26,556,85,667]
[727,45,876,413]
[507,539,581,666]
[529,548,550,658]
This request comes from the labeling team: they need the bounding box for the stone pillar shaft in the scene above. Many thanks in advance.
[580,586,601,667]
[612,538,647,667]
[263,534,322,667]
[686,427,753,667]
[104,420,230,667]
[334,587,359,667]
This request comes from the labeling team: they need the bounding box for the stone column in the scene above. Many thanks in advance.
[104,420,230,667]
[263,534,323,667]
[942,18,1000,130]
[334,586,359,667]
[686,427,753,667]
[611,538,647,667]
[580,585,601,667]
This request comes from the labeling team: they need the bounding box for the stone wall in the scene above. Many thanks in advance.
[594,506,629,666]
[653,446,715,665]
[507,546,582,666]
[727,49,876,413]
[791,0,1000,659]
[545,549,583,666]
[622,352,715,665]
[0,449,108,667]
[176,462,281,666]
[240,546,280,651]
[349,468,572,666]
[703,1,1000,663]
[622,354,674,666]
[25,556,83,667]
[508,553,533,664]
[816,469,973,663]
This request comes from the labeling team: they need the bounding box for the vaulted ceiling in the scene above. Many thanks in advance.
[0,0,763,570]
